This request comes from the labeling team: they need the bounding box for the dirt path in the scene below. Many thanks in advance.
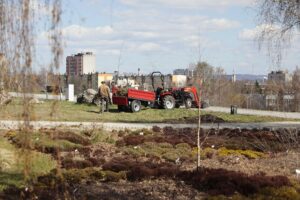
[1,120,300,130]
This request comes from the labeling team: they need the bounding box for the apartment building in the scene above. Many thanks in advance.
[66,52,96,76]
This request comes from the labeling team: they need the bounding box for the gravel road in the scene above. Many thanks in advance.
[205,106,300,119]
[1,120,300,131]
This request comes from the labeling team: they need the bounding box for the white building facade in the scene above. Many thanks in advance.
[66,52,96,76]
[268,70,292,83]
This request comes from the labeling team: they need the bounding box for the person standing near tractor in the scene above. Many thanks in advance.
[98,81,111,113]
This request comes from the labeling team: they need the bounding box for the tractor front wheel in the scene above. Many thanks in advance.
[163,95,175,110]
[185,98,192,109]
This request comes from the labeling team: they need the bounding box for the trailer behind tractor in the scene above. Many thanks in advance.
[112,88,155,112]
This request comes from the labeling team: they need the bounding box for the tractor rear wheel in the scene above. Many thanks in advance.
[185,98,192,109]
[163,95,175,110]
[131,100,141,112]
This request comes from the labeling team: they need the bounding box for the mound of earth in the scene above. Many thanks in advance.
[201,114,225,123]
[166,114,225,124]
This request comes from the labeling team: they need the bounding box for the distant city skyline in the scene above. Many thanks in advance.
[35,0,300,75]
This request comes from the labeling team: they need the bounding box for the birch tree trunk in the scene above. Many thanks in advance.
[197,85,201,170]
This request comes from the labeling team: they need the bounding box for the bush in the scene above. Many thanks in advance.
[178,168,291,196]
[102,158,179,181]
[130,128,153,136]
[89,130,117,144]
[162,151,179,162]
[255,187,300,200]
[4,130,17,140]
[122,146,146,158]
[192,147,215,159]
[90,170,126,182]
[50,130,91,145]
[175,143,191,149]
[122,135,145,146]
[38,167,127,187]
[61,158,93,169]
[157,142,173,148]
[217,147,265,159]
[152,126,161,133]
[122,142,193,162]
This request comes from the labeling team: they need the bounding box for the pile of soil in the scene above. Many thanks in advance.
[201,114,225,123]
[118,131,197,147]
[165,114,225,124]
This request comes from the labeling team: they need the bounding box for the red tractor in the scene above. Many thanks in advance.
[150,71,200,109]
[112,72,200,112]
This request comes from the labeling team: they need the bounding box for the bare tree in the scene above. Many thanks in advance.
[197,90,201,170]
[257,0,300,65]
[292,67,300,111]
[0,0,62,187]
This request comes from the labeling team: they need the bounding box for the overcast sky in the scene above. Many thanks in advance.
[36,0,300,75]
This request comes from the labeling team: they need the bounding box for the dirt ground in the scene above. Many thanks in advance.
[62,179,205,200]
[1,127,300,199]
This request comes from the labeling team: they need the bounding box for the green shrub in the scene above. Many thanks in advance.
[122,146,146,158]
[203,193,251,200]
[157,142,173,149]
[62,169,87,184]
[217,147,265,159]
[91,130,116,144]
[130,128,153,136]
[162,151,179,162]
[62,168,126,184]
[192,147,215,159]
[175,143,191,150]
[102,170,127,182]
[123,142,194,162]
[255,187,300,200]
[4,130,17,140]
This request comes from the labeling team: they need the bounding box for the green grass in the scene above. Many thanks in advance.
[0,136,57,191]
[0,99,297,123]
[0,100,200,122]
